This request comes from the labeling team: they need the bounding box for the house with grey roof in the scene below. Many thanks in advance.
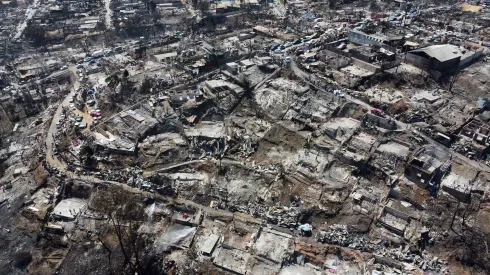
[405,44,483,76]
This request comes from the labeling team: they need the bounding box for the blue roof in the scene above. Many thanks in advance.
[305,13,315,19]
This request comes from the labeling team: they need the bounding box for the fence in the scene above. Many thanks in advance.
[352,59,380,73]
[321,48,352,70]
[380,59,401,70]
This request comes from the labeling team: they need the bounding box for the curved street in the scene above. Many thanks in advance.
[45,65,79,173]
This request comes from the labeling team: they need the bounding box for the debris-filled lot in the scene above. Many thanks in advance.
[4,0,490,274]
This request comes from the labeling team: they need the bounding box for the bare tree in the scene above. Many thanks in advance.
[24,23,47,48]
[91,185,153,274]
[140,77,153,94]
[447,71,461,94]
[369,0,380,12]
[447,194,490,270]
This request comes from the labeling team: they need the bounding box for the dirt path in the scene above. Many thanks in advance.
[45,66,80,172]
[104,0,112,30]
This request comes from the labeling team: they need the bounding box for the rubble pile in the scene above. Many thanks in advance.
[377,246,446,272]
[318,225,446,272]
[317,224,373,251]
[265,206,303,228]
[3,0,490,273]
[398,109,432,124]
[451,138,479,158]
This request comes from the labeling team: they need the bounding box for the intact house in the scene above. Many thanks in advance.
[405,44,483,78]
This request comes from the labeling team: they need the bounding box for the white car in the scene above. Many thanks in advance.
[334,90,345,97]
[69,103,75,109]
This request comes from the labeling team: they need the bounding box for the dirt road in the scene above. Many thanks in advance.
[45,65,80,172]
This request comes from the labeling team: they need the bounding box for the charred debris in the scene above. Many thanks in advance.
[3,0,490,274]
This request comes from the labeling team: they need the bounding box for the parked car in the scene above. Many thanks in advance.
[370,108,386,118]
[270,44,280,51]
[333,90,345,97]
[90,110,101,117]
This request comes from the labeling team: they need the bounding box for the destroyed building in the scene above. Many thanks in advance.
[405,147,450,189]
[4,0,490,274]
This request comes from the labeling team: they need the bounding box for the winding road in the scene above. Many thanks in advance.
[45,66,79,172]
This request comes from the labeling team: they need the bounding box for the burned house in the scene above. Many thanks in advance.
[453,118,490,159]
[93,132,137,155]
[405,148,450,189]
[352,45,397,64]
[225,59,256,75]
[363,113,397,131]
[195,79,244,112]
[372,139,411,174]
[184,121,226,157]
[378,205,411,237]
[202,41,229,66]
[441,173,473,202]
[348,29,403,48]
[319,49,351,70]
[322,117,360,142]
[459,118,490,147]
[153,52,178,63]
[92,105,161,155]
[339,132,377,166]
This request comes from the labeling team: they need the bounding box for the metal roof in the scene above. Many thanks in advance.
[410,44,468,62]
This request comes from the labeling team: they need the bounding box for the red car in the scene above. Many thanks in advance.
[90,110,101,117]
[370,108,386,118]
